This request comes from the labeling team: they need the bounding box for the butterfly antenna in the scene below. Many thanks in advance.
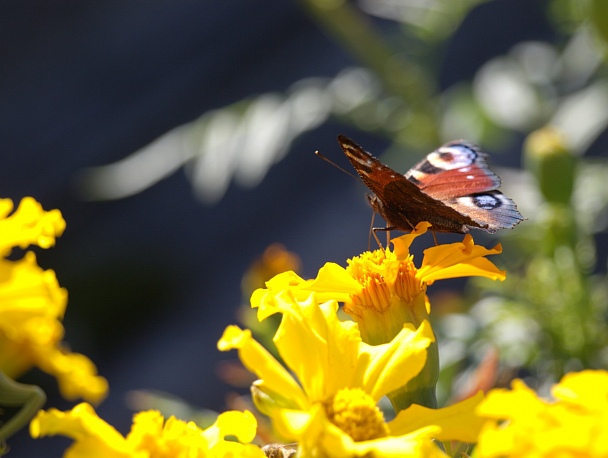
[315,151,358,181]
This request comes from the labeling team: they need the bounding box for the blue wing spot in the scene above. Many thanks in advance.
[473,194,501,210]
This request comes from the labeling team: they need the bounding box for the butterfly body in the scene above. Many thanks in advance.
[338,135,524,234]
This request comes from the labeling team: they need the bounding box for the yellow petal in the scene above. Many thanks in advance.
[273,407,318,447]
[356,428,446,458]
[0,252,67,328]
[357,321,434,400]
[211,410,258,444]
[30,403,132,457]
[273,298,360,402]
[251,264,362,323]
[36,348,108,404]
[308,262,363,298]
[0,197,66,256]
[551,370,608,409]
[477,379,544,419]
[323,422,445,458]
[391,222,431,259]
[390,391,485,443]
[217,325,307,409]
[417,235,505,284]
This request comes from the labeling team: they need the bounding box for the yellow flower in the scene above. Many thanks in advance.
[30,402,265,458]
[476,370,608,457]
[218,295,485,457]
[250,222,504,410]
[0,197,65,255]
[0,197,107,403]
[252,222,505,345]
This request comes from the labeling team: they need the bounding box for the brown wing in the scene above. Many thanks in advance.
[337,135,486,233]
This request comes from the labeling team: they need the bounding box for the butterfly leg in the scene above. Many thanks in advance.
[367,212,376,251]
[371,226,396,249]
[431,230,438,246]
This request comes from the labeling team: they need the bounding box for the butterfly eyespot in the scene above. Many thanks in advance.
[428,146,477,170]
[473,194,502,210]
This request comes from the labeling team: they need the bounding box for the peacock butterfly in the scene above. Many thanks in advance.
[338,135,524,234]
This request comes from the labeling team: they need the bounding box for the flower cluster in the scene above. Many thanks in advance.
[218,222,505,456]
[476,370,608,457]
[17,199,608,457]
[0,197,107,403]
[31,402,265,458]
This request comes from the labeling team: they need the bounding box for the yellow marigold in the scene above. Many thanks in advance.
[0,197,107,403]
[476,370,608,457]
[30,402,265,458]
[218,294,485,458]
[252,222,505,345]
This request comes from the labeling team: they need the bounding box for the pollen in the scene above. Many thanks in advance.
[324,388,389,442]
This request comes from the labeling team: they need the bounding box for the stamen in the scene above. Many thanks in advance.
[324,388,389,442]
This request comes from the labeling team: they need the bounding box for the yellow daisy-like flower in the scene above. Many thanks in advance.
[30,402,265,458]
[475,370,608,457]
[0,197,107,403]
[252,222,505,345]
[251,222,504,410]
[218,295,485,458]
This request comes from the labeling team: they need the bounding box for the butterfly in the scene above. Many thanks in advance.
[338,135,524,234]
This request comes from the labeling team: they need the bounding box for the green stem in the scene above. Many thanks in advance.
[0,370,46,441]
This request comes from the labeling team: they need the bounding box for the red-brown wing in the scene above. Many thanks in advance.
[405,141,501,200]
[337,135,481,233]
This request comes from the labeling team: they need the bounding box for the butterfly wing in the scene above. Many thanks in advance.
[338,135,420,204]
[338,135,483,233]
[405,141,500,198]
[405,141,524,233]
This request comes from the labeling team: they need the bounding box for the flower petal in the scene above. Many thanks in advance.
[476,379,544,420]
[251,264,362,322]
[417,235,505,284]
[357,321,434,400]
[217,325,307,409]
[273,297,361,402]
[30,403,132,457]
[551,370,608,409]
[308,262,363,298]
[0,197,65,256]
[390,391,485,443]
[0,252,108,404]
[205,410,258,445]
[38,349,108,404]
[391,222,431,260]
[323,422,445,458]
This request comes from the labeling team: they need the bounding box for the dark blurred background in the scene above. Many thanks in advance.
[3,1,606,455]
